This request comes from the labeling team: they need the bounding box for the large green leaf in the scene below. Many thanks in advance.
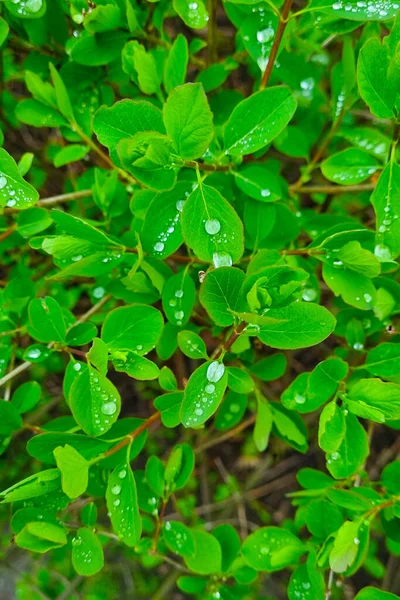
[257,302,336,349]
[181,183,244,264]
[223,87,297,156]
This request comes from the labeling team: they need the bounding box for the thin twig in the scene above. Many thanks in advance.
[259,0,293,90]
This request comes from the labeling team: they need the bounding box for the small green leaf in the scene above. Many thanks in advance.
[69,366,121,437]
[164,34,188,94]
[53,445,89,499]
[106,461,142,547]
[321,149,379,185]
[163,83,213,160]
[162,521,195,557]
[0,148,39,210]
[181,361,228,427]
[200,267,246,326]
[72,528,104,576]
[101,304,163,355]
[184,529,222,574]
[242,526,304,572]
[181,183,244,265]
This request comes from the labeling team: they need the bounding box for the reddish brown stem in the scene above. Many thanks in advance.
[103,412,161,458]
[259,0,293,90]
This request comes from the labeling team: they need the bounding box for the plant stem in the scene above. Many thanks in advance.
[102,411,162,458]
[259,0,293,90]
[38,189,92,207]
[0,223,16,241]
[182,159,232,172]
[291,183,375,195]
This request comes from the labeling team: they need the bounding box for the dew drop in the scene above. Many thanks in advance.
[213,252,232,268]
[175,289,184,298]
[205,383,215,394]
[101,402,117,416]
[154,242,165,252]
[118,470,127,479]
[205,219,221,234]
[111,485,121,495]
[0,175,7,189]
[206,361,225,383]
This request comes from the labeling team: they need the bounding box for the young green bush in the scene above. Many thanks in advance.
[1,0,400,598]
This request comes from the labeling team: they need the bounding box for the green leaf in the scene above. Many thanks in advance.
[54,145,89,168]
[347,378,400,420]
[184,529,222,574]
[0,148,39,209]
[242,527,304,572]
[180,361,228,427]
[322,263,375,310]
[181,183,244,265]
[200,267,246,326]
[69,366,121,437]
[84,5,121,33]
[162,271,196,327]
[355,589,400,600]
[164,34,188,94]
[16,100,68,128]
[365,343,400,377]
[173,0,209,29]
[288,560,325,600]
[326,413,369,479]
[337,241,381,278]
[101,304,163,354]
[72,528,104,576]
[165,443,194,491]
[254,395,272,452]
[227,367,254,393]
[106,461,142,547]
[53,445,89,499]
[123,41,161,96]
[0,399,23,435]
[358,37,400,119]
[0,15,9,46]
[11,381,41,414]
[16,521,67,553]
[49,64,75,122]
[306,499,342,538]
[224,87,297,156]
[214,391,247,431]
[142,181,192,259]
[163,83,213,160]
[233,165,282,202]
[329,520,362,573]
[257,302,336,349]
[5,0,46,19]
[178,331,208,359]
[93,100,165,163]
[371,161,400,261]
[250,353,287,381]
[321,149,379,185]
[162,521,195,557]
[28,297,66,343]
[308,0,399,21]
[318,402,346,453]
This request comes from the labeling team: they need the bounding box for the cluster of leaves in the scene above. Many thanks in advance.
[1,0,400,598]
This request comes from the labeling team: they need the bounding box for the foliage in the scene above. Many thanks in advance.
[0,0,400,598]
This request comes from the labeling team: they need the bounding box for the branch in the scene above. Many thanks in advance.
[259,0,293,90]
